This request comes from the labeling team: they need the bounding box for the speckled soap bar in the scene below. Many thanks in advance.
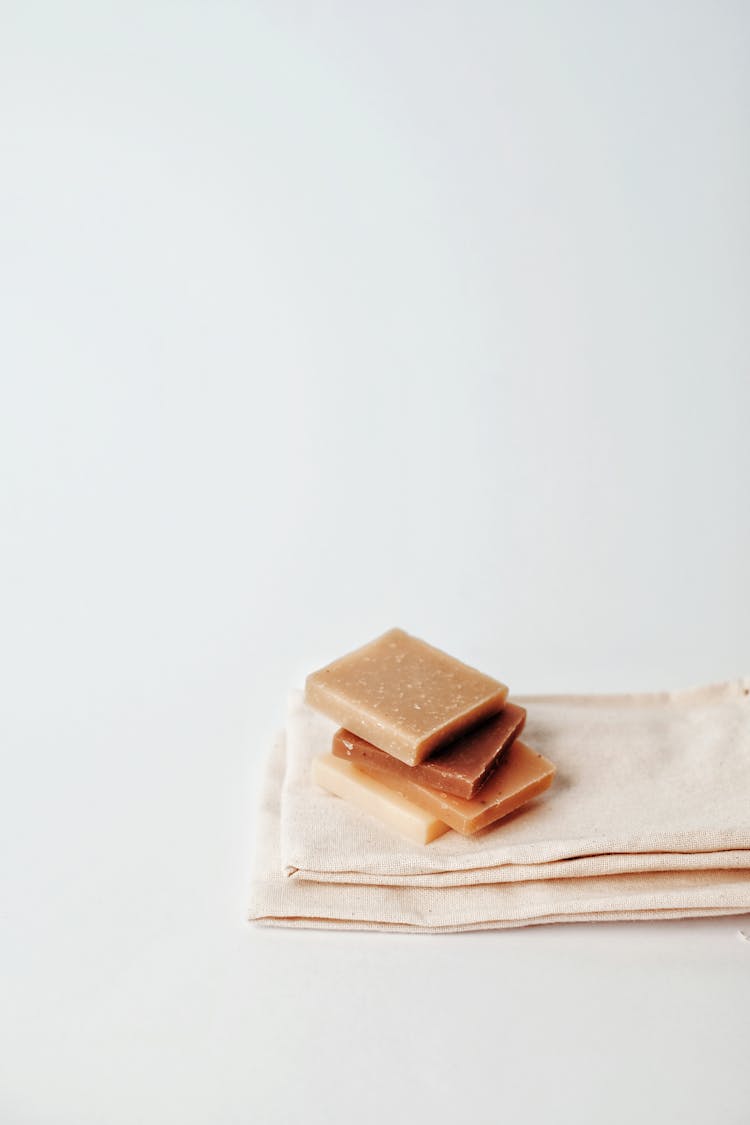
[304,628,508,766]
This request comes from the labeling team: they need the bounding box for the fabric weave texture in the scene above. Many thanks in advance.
[249,680,750,932]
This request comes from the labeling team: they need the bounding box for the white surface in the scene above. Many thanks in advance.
[1,2,749,1122]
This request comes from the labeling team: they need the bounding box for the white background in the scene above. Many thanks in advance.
[2,2,749,1122]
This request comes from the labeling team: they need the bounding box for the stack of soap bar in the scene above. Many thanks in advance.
[305,629,556,844]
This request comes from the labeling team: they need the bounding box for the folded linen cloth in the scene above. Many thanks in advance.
[249,679,750,932]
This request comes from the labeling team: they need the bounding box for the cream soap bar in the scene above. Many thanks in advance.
[311,753,450,845]
[305,628,508,766]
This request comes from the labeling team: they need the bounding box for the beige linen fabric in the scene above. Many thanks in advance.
[249,680,750,932]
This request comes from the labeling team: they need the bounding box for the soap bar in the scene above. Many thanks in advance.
[332,703,526,799]
[305,628,509,766]
[311,753,450,845]
[334,736,556,836]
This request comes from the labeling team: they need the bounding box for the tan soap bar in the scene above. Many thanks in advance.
[311,753,450,845]
[333,703,526,799]
[305,628,509,766]
[336,736,556,836]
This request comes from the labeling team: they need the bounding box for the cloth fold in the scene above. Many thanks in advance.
[249,679,750,932]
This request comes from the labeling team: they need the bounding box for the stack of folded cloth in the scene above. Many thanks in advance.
[249,629,750,933]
